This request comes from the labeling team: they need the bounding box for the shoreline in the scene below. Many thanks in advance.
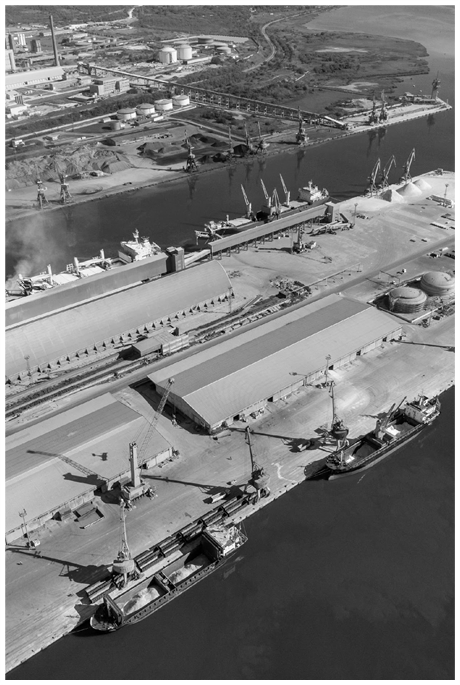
[5,100,451,226]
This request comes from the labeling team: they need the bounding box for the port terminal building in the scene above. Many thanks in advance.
[5,393,171,544]
[149,294,403,433]
[5,260,232,381]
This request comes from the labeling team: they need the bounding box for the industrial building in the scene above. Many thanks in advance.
[5,65,64,90]
[150,294,403,433]
[5,393,171,543]
[89,76,130,96]
[6,260,232,380]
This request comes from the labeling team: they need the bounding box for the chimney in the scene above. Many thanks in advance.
[49,14,60,66]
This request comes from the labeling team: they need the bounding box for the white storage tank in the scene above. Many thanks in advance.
[172,94,190,108]
[388,286,427,313]
[155,98,173,112]
[216,45,232,55]
[136,102,156,116]
[419,271,455,296]
[177,43,193,61]
[158,45,177,64]
[117,107,137,121]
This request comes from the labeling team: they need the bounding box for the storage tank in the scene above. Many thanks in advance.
[117,107,137,121]
[158,45,177,64]
[136,102,156,116]
[198,37,213,45]
[155,98,173,112]
[388,286,427,313]
[172,94,190,107]
[177,43,193,60]
[419,271,455,296]
[217,46,232,55]
[109,120,122,130]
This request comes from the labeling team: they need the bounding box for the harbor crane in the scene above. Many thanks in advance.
[184,137,198,173]
[256,120,268,153]
[379,90,388,123]
[431,71,441,100]
[112,501,137,588]
[368,158,381,195]
[27,450,109,490]
[368,92,379,125]
[59,173,72,204]
[137,378,175,468]
[241,184,255,220]
[36,179,49,209]
[245,427,270,500]
[227,126,233,160]
[244,123,256,155]
[279,173,291,206]
[260,179,272,208]
[380,154,396,188]
[296,107,308,145]
[328,381,349,448]
[400,148,416,183]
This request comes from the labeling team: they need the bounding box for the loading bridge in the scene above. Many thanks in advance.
[82,64,320,122]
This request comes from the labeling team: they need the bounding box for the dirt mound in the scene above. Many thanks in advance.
[413,178,431,191]
[381,188,404,203]
[396,182,423,198]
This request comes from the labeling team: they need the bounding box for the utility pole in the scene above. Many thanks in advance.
[228,287,233,314]
[19,509,31,547]
[324,354,331,388]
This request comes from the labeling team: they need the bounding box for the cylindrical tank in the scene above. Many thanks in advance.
[419,271,455,296]
[172,94,190,107]
[136,102,156,116]
[155,98,173,112]
[158,45,177,64]
[198,37,213,45]
[116,107,137,121]
[109,120,121,130]
[217,46,232,54]
[388,286,427,313]
[177,43,193,60]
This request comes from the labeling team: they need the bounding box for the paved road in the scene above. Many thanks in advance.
[245,11,311,73]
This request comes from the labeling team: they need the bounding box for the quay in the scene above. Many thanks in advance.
[5,170,455,673]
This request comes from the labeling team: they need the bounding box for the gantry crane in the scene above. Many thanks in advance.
[380,154,396,189]
[28,450,109,490]
[279,173,290,206]
[368,158,381,194]
[400,148,416,183]
[137,378,175,469]
[245,427,270,500]
[431,71,441,100]
[241,184,255,220]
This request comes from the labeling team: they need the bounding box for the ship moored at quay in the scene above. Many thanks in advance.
[90,523,247,632]
[312,394,441,480]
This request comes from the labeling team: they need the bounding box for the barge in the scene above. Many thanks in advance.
[90,524,247,632]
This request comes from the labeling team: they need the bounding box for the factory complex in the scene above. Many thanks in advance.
[150,294,402,432]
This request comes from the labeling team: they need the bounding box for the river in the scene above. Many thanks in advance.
[6,6,455,679]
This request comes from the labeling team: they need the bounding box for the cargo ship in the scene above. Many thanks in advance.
[325,394,441,479]
[90,524,247,632]
[195,178,329,241]
[6,230,162,300]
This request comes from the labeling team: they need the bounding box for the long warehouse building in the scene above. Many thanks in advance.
[149,294,402,433]
[6,260,232,380]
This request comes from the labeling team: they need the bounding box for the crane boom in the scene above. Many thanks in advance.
[368,158,381,194]
[241,184,252,217]
[138,378,175,466]
[260,179,270,202]
[279,174,290,205]
[401,148,415,182]
[380,154,396,187]
[27,450,108,484]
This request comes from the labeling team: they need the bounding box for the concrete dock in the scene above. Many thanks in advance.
[5,171,455,673]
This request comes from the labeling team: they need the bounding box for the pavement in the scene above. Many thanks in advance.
[5,171,456,673]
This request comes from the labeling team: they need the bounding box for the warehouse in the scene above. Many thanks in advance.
[6,261,231,380]
[150,294,402,432]
[5,393,171,543]
[5,66,64,90]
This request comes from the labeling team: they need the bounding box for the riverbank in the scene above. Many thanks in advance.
[5,98,451,225]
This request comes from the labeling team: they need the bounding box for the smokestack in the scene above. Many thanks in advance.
[49,14,60,66]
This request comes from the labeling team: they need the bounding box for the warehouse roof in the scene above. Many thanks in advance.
[6,261,230,378]
[6,66,64,86]
[150,295,401,427]
[6,393,170,534]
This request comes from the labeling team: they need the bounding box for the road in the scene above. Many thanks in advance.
[245,11,312,73]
